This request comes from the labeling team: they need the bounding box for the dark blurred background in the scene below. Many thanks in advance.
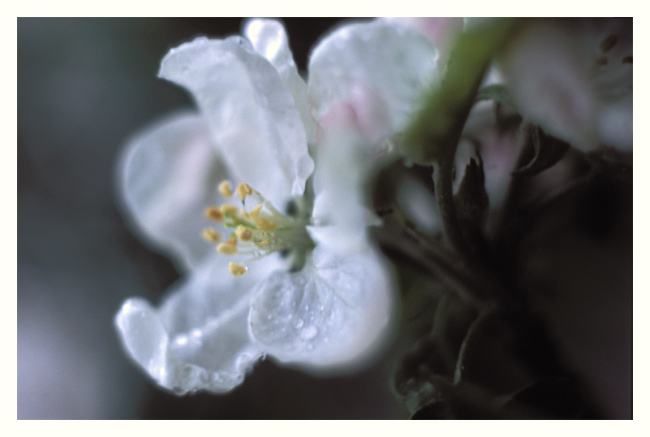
[17,17,409,419]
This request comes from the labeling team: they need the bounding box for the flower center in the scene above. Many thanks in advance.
[202,181,315,276]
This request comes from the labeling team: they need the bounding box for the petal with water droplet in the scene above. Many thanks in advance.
[243,18,317,148]
[159,36,314,207]
[248,244,395,371]
[115,258,278,394]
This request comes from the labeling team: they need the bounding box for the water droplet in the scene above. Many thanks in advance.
[300,325,318,340]
[293,319,304,329]
[174,334,189,346]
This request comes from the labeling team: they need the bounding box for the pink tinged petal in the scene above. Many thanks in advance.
[500,21,599,151]
[118,111,227,271]
[243,18,318,147]
[382,17,463,66]
[248,244,395,370]
[159,37,314,208]
[308,21,438,147]
[115,259,277,394]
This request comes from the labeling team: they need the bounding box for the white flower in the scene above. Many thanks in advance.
[500,19,632,151]
[114,19,438,394]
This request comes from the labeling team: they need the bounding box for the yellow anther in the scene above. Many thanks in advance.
[219,204,238,217]
[228,262,247,277]
[227,237,238,245]
[205,206,223,222]
[218,180,233,198]
[249,204,263,220]
[202,228,221,243]
[216,242,238,255]
[236,183,253,200]
[255,239,270,248]
[256,217,277,230]
[236,225,254,242]
[240,208,249,219]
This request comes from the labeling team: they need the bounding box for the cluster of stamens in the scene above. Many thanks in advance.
[202,181,313,276]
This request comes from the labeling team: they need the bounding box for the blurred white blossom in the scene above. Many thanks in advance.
[500,19,632,151]
[115,18,439,394]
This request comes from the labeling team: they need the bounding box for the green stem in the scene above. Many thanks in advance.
[453,304,499,384]
[433,158,471,260]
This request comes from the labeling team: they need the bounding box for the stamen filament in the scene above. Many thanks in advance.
[203,182,314,276]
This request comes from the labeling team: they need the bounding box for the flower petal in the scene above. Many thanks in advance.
[308,20,438,145]
[159,36,314,208]
[249,244,395,370]
[500,21,599,151]
[308,128,377,255]
[382,17,463,67]
[118,111,227,271]
[243,18,318,148]
[115,258,279,394]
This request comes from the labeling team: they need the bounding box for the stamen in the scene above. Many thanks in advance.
[205,207,223,222]
[236,225,253,242]
[220,204,239,217]
[228,262,247,276]
[202,228,221,243]
[217,242,238,255]
[218,180,233,198]
[256,218,277,230]
[236,183,253,200]
[249,205,263,220]
[202,182,315,276]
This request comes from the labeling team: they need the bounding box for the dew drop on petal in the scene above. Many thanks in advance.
[300,325,318,340]
[293,318,304,329]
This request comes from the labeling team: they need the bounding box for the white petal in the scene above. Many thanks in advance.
[308,21,438,146]
[249,244,395,371]
[159,37,314,208]
[118,111,227,271]
[115,259,278,394]
[308,128,376,255]
[500,21,599,151]
[397,177,441,235]
[381,17,463,66]
[243,18,318,148]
